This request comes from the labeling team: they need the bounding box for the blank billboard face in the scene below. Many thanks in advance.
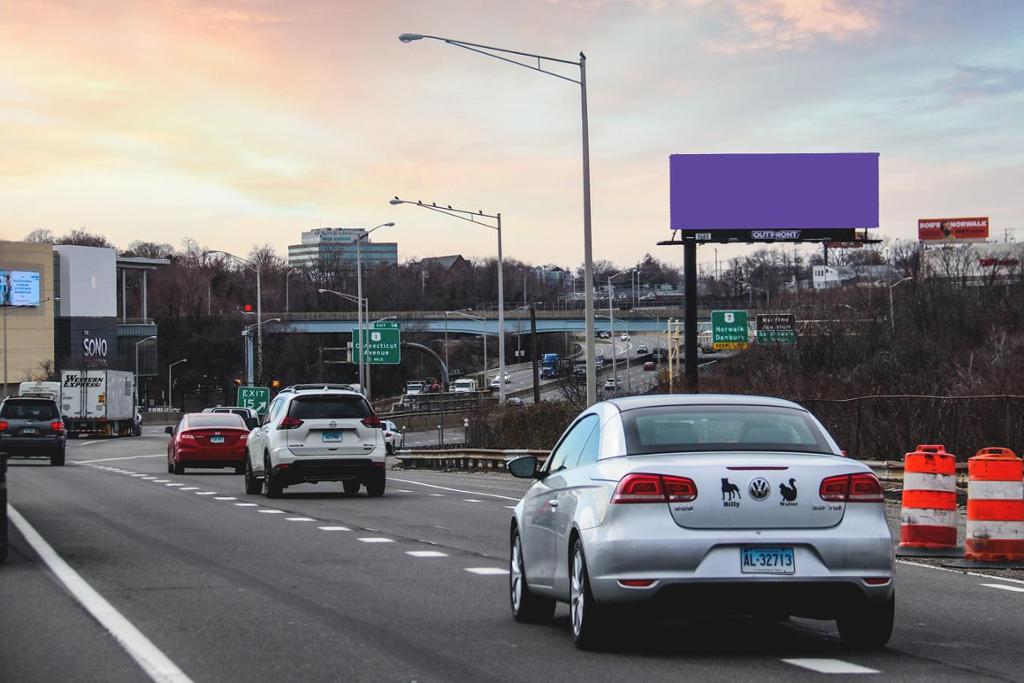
[670,153,879,231]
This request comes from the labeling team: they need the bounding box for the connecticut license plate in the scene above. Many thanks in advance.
[210,435,225,444]
[322,431,343,442]
[740,547,795,574]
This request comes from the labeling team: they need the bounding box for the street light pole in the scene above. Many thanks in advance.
[204,250,263,383]
[390,199,506,404]
[889,276,912,334]
[134,335,157,411]
[355,222,396,394]
[168,358,186,410]
[317,290,367,393]
[397,34,594,405]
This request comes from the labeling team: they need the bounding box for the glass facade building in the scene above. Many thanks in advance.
[288,228,398,269]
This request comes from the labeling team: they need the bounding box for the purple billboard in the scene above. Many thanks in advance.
[670,153,879,231]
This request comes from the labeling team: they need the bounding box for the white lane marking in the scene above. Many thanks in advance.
[782,659,878,674]
[394,489,413,493]
[504,506,516,509]
[131,474,147,478]
[213,497,236,501]
[141,477,157,481]
[152,480,169,483]
[464,567,508,576]
[165,484,183,488]
[286,517,315,522]
[71,454,166,463]
[7,505,194,683]
[194,492,217,496]
[898,559,1024,586]
[389,477,521,502]
[407,551,448,558]
[257,509,285,514]
[235,503,259,507]
[318,526,350,531]
[357,537,394,543]
[179,487,198,491]
[428,493,445,497]
[463,499,482,503]
[981,583,1024,593]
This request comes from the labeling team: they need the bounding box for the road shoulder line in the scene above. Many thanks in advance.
[7,504,194,683]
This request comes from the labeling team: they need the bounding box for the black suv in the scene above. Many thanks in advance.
[0,397,66,466]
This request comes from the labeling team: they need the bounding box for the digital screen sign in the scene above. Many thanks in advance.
[0,270,41,306]
[670,153,879,231]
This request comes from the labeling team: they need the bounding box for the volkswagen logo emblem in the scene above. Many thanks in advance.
[748,477,771,501]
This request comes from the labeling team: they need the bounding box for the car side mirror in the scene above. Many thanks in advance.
[164,426,173,435]
[508,455,541,480]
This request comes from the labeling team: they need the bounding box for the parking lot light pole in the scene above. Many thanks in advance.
[134,335,157,411]
[168,358,187,410]
[396,34,595,406]
[391,197,506,404]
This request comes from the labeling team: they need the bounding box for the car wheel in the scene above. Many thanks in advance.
[570,539,608,650]
[244,457,261,495]
[263,456,282,498]
[364,472,385,497]
[510,529,555,623]
[386,443,395,456]
[50,449,65,466]
[173,460,185,475]
[167,459,173,474]
[342,479,360,496]
[837,593,895,650]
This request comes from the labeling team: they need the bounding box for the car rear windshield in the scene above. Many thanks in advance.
[186,414,246,429]
[1,400,59,420]
[288,395,371,420]
[212,408,249,418]
[621,404,833,456]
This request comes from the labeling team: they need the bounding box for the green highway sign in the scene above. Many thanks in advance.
[355,321,401,365]
[711,310,749,351]
[756,313,797,345]
[238,386,271,414]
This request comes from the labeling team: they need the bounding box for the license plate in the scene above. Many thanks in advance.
[210,435,225,444]
[21,428,38,434]
[740,547,795,574]
[322,431,343,442]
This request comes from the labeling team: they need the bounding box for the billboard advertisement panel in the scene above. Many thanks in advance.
[0,270,41,306]
[918,217,989,242]
[670,153,879,231]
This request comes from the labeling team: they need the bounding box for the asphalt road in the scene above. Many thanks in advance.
[4,432,1024,682]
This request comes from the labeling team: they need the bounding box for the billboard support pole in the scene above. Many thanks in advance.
[684,241,698,393]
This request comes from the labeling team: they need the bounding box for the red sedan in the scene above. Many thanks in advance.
[166,413,250,475]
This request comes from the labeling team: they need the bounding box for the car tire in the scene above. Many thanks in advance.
[342,479,360,496]
[570,539,609,651]
[50,449,65,466]
[244,458,261,495]
[509,529,555,624]
[364,472,386,497]
[173,461,185,475]
[167,459,174,474]
[263,456,282,498]
[233,462,245,475]
[837,593,895,650]
[386,443,395,456]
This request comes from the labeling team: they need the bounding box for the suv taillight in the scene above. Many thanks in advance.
[819,473,883,503]
[0,420,7,432]
[361,415,382,428]
[279,416,303,430]
[51,421,64,433]
[611,473,698,504]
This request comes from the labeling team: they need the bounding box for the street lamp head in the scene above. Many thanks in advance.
[383,222,396,227]
[389,198,402,205]
[317,288,328,294]
[399,33,424,43]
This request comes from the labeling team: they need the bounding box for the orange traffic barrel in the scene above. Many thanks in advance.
[899,445,958,550]
[966,447,1024,562]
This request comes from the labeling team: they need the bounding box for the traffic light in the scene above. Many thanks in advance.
[271,379,281,389]
[243,304,253,313]
[233,378,242,387]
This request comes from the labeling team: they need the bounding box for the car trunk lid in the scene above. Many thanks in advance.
[284,394,379,457]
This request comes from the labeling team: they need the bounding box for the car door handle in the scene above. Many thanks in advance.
[548,499,559,508]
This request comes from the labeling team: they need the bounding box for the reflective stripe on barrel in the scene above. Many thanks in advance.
[899,444,958,549]
[965,447,1024,562]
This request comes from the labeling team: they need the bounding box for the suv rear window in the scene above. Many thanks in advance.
[289,395,371,420]
[1,400,59,420]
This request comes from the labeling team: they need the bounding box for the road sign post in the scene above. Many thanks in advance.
[711,310,749,351]
[756,313,797,345]
[355,322,401,365]
[238,386,271,414]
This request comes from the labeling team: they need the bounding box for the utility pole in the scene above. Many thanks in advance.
[530,306,540,404]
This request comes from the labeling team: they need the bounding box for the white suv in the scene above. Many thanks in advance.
[243,388,386,498]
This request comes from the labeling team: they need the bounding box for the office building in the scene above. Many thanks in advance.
[288,228,398,269]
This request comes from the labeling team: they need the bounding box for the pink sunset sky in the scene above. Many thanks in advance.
[1,0,1022,269]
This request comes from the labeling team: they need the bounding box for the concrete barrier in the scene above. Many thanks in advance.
[395,449,548,471]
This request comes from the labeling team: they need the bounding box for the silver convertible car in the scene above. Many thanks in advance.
[507,395,894,650]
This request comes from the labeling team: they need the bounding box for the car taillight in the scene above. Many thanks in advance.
[50,421,64,433]
[180,432,196,440]
[278,416,303,430]
[611,473,697,504]
[361,415,382,428]
[819,473,883,503]
[0,420,8,432]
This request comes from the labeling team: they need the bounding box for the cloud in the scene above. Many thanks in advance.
[930,64,1024,104]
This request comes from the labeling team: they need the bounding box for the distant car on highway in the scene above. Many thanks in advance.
[382,420,399,455]
[451,378,478,394]
[506,395,894,650]
[0,396,66,466]
[244,387,386,498]
[166,412,249,475]
[698,329,717,354]
[602,378,621,391]
[506,397,524,407]
[203,406,260,430]
[620,333,630,342]
[636,345,649,354]
[490,376,502,390]
[643,361,656,371]
[405,382,424,396]
[598,331,611,339]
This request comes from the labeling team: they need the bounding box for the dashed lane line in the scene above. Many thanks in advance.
[782,659,878,674]
[165,484,183,488]
[357,537,394,543]
[71,454,166,463]
[179,487,198,491]
[286,517,316,522]
[981,583,1024,593]
[464,567,508,576]
[257,509,286,514]
[407,551,448,558]
[213,497,237,501]
[7,505,194,683]
[194,492,217,496]
[463,499,482,503]
[318,526,350,531]
[235,503,259,507]
[388,477,521,502]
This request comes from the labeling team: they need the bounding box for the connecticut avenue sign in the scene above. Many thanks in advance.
[354,321,401,365]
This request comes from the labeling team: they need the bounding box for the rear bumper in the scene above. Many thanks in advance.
[272,458,383,485]
[176,446,246,465]
[0,436,65,456]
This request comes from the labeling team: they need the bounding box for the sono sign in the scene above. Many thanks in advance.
[83,336,109,358]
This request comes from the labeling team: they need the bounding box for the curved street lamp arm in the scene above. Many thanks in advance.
[390,199,498,230]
